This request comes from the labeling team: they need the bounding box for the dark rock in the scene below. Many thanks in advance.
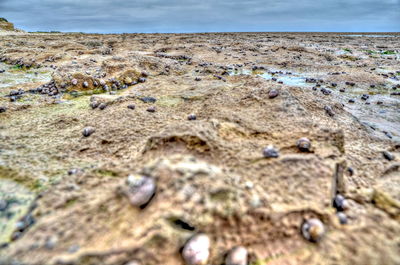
[89,101,99,109]
[146,106,156,113]
[82,127,95,137]
[140,97,157,103]
[0,106,6,113]
[297,137,311,152]
[333,194,348,212]
[324,105,335,117]
[188,114,197,120]
[382,151,395,161]
[268,89,279,99]
[98,103,107,110]
[361,94,369,100]
[337,212,348,224]
[127,104,136,110]
[262,145,279,158]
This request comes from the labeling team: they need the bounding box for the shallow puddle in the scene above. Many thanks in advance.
[0,179,36,244]
[0,62,52,89]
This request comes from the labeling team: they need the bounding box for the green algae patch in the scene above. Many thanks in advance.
[0,166,44,192]
[0,179,36,244]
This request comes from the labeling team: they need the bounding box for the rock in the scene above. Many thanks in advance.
[182,234,210,265]
[268,89,279,98]
[337,212,348,224]
[0,106,6,113]
[147,106,156,112]
[82,81,89,88]
[82,127,95,137]
[333,194,349,211]
[140,97,157,103]
[123,175,156,208]
[89,101,99,109]
[361,94,369,101]
[297,137,311,152]
[383,151,395,161]
[348,99,355,103]
[188,114,197,120]
[324,105,335,117]
[301,218,325,242]
[127,104,136,110]
[98,103,107,110]
[225,246,248,265]
[262,145,279,158]
[71,79,78,86]
[195,77,202,81]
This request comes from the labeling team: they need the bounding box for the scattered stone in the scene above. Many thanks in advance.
[301,218,325,242]
[348,99,355,103]
[182,234,210,265]
[195,77,202,81]
[337,212,348,224]
[98,103,107,110]
[361,94,369,101]
[127,104,136,110]
[138,77,146,83]
[225,246,248,265]
[262,145,279,158]
[188,114,197,120]
[124,175,156,208]
[297,137,311,152]
[382,151,395,161]
[324,105,335,117]
[268,89,279,99]
[333,194,348,212]
[82,127,95,137]
[147,106,156,112]
[71,79,78,86]
[82,81,89,88]
[89,101,99,109]
[140,97,157,103]
[0,106,6,113]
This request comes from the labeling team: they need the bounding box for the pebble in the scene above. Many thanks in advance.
[337,212,348,224]
[147,106,156,112]
[268,89,279,99]
[125,175,156,207]
[301,218,325,242]
[262,145,279,158]
[82,81,89,88]
[324,105,335,117]
[188,114,197,120]
[0,199,7,211]
[333,194,348,211]
[82,127,95,137]
[138,77,146,83]
[348,99,355,103]
[71,79,78,86]
[140,97,157,103]
[89,101,99,109]
[382,151,395,161]
[127,104,136,110]
[182,234,210,265]
[98,103,107,110]
[195,77,202,81]
[225,246,248,265]
[361,94,369,101]
[297,137,311,152]
[0,106,6,113]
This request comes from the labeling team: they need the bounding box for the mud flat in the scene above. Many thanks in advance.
[0,32,400,265]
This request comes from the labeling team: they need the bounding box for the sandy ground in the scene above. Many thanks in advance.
[0,32,399,265]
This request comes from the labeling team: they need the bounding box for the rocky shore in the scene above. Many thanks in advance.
[0,30,399,265]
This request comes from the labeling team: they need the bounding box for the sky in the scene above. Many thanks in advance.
[0,0,399,33]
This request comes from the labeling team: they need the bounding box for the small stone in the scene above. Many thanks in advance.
[348,99,355,103]
[82,127,95,137]
[225,246,248,265]
[182,234,210,265]
[127,104,136,110]
[333,194,349,211]
[301,218,325,242]
[382,151,395,161]
[324,105,335,117]
[337,212,348,224]
[89,101,99,109]
[0,199,7,211]
[0,106,6,113]
[138,77,146,83]
[140,97,157,103]
[262,145,279,158]
[188,114,197,120]
[146,106,156,112]
[268,89,279,99]
[45,236,58,250]
[297,137,311,152]
[71,79,78,86]
[98,103,107,110]
[82,81,89,88]
[124,175,156,207]
[195,77,202,81]
[361,94,369,101]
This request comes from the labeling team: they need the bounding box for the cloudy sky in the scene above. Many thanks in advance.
[0,0,399,33]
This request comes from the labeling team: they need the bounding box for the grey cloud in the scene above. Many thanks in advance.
[0,0,399,32]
